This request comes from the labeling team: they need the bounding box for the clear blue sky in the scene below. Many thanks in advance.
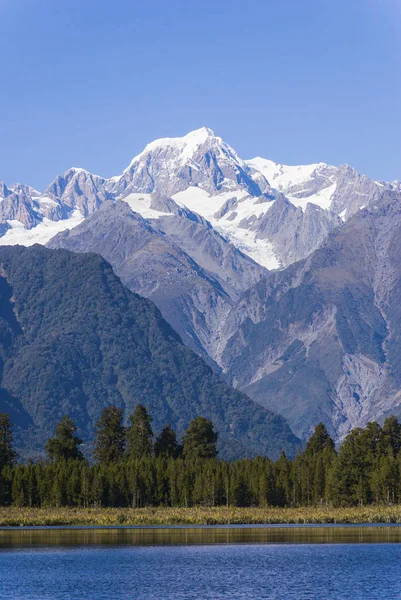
[0,0,399,190]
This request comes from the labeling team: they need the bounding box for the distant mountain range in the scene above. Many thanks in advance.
[1,127,401,446]
[2,128,396,268]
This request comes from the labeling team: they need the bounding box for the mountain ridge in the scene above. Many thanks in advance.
[2,128,401,445]
[0,244,300,460]
[1,127,397,270]
[216,189,401,441]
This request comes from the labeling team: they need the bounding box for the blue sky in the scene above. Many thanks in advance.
[0,0,399,189]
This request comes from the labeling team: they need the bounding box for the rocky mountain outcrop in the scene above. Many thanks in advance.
[106,127,271,198]
[246,157,395,220]
[44,168,112,216]
[223,192,342,268]
[216,189,401,442]
[49,198,267,364]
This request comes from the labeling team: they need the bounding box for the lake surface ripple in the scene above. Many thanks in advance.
[1,526,401,599]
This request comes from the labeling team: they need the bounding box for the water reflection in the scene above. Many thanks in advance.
[1,525,401,548]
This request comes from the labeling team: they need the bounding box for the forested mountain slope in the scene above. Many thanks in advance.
[48,199,267,365]
[0,245,299,459]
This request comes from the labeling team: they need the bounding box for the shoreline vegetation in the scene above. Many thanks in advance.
[2,506,401,527]
[3,410,401,522]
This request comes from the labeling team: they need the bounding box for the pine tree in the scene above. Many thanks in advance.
[154,424,179,458]
[0,413,17,471]
[94,406,125,464]
[313,455,325,505]
[274,452,292,506]
[304,423,335,457]
[45,416,83,462]
[11,465,26,506]
[25,459,38,508]
[182,416,218,460]
[304,423,336,505]
[126,404,153,460]
[380,416,401,457]
[335,427,371,505]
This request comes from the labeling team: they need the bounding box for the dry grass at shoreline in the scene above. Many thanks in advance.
[2,506,401,527]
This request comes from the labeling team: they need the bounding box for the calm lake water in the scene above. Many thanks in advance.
[1,526,401,599]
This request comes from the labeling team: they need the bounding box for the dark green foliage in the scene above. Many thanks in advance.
[0,413,17,470]
[0,245,299,461]
[126,404,153,460]
[380,416,401,457]
[3,414,401,509]
[154,424,180,458]
[304,422,335,458]
[183,417,218,460]
[94,406,125,465]
[45,416,83,462]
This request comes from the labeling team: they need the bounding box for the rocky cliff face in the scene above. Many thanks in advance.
[106,127,270,198]
[246,158,391,220]
[244,194,342,267]
[49,198,267,365]
[216,189,401,441]
[44,168,112,216]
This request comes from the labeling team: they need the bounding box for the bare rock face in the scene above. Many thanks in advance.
[44,168,112,216]
[0,182,43,229]
[329,164,384,218]
[247,194,342,267]
[216,189,401,442]
[48,199,267,365]
[106,127,270,198]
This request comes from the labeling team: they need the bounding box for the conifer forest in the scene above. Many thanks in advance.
[2,406,401,509]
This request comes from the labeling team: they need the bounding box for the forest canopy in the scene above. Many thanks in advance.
[2,408,401,509]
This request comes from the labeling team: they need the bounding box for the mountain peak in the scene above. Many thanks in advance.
[136,126,218,158]
[113,127,257,198]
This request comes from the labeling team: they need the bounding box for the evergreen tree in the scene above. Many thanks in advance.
[154,424,179,458]
[304,422,335,457]
[313,455,325,504]
[182,417,218,460]
[304,423,336,505]
[25,459,38,507]
[11,465,26,506]
[230,463,250,506]
[0,465,13,505]
[0,413,17,470]
[380,416,401,457]
[334,427,372,505]
[126,404,153,460]
[273,452,291,506]
[5,411,401,510]
[45,416,83,462]
[94,406,125,464]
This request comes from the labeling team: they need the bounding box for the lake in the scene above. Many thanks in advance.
[1,526,401,599]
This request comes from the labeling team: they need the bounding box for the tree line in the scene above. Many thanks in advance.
[2,406,401,508]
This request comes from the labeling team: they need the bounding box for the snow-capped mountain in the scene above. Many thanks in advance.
[2,126,401,443]
[246,157,386,219]
[0,127,394,269]
[106,127,270,198]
